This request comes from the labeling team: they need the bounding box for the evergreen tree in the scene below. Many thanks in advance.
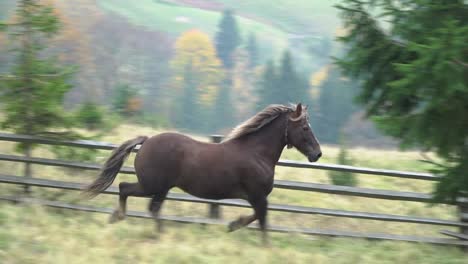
[336,0,468,201]
[0,0,74,137]
[213,77,235,132]
[329,135,357,187]
[257,60,278,110]
[75,101,105,131]
[0,0,76,192]
[317,67,359,144]
[215,9,241,69]
[246,33,259,68]
[277,50,308,104]
[112,83,138,116]
[177,61,199,131]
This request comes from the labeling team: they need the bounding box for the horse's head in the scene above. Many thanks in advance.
[286,103,322,162]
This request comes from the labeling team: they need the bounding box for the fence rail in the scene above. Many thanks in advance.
[0,132,467,246]
[0,154,447,203]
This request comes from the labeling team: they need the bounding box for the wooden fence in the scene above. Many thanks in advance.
[0,132,467,246]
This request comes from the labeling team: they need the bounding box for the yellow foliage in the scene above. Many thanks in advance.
[171,29,224,106]
[310,65,330,88]
[309,65,330,100]
[126,97,143,113]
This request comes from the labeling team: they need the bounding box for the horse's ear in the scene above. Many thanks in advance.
[290,103,303,121]
[295,103,303,116]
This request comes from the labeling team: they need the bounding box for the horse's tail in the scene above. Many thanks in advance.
[83,136,148,198]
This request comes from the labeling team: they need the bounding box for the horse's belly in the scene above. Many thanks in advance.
[178,176,245,200]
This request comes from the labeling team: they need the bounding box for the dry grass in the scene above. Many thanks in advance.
[0,123,466,263]
[0,204,466,264]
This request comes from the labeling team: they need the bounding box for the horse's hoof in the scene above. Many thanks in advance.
[109,210,125,223]
[228,221,240,232]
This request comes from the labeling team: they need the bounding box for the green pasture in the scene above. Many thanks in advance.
[0,123,466,263]
[216,0,341,34]
[96,0,289,57]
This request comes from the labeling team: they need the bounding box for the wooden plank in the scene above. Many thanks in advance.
[274,180,435,202]
[0,133,439,182]
[267,203,468,227]
[462,213,468,221]
[278,160,439,181]
[1,174,467,227]
[1,196,467,246]
[440,230,468,240]
[0,132,140,151]
[0,154,135,174]
[0,156,449,203]
[0,174,435,203]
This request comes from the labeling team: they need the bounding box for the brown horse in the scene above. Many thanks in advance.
[84,103,321,243]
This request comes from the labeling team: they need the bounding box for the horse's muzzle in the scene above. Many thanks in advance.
[308,152,322,162]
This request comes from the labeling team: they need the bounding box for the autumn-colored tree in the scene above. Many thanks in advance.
[171,29,224,131]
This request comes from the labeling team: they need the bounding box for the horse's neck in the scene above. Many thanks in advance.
[241,114,287,165]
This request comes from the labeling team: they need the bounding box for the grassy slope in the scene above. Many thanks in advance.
[0,204,466,264]
[96,0,288,57]
[0,123,466,262]
[216,0,341,34]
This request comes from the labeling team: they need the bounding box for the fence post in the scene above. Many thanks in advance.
[460,203,468,250]
[208,135,223,219]
[23,143,32,194]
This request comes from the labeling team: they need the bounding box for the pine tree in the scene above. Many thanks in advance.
[215,9,241,69]
[0,0,74,137]
[177,61,199,131]
[213,77,235,132]
[0,0,76,192]
[246,33,259,68]
[317,67,359,144]
[336,0,468,202]
[112,83,138,117]
[277,50,308,104]
[329,135,357,187]
[257,60,278,110]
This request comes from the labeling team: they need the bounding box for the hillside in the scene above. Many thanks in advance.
[171,0,341,35]
[94,0,330,67]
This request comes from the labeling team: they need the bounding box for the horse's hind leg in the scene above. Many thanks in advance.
[148,190,169,233]
[109,182,147,223]
[228,214,256,232]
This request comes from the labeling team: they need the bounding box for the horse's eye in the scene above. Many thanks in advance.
[303,126,309,131]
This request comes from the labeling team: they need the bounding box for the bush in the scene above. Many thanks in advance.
[75,102,105,130]
[51,145,97,163]
[112,84,141,117]
[329,137,358,187]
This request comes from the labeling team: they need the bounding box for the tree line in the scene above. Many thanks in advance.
[4,0,466,202]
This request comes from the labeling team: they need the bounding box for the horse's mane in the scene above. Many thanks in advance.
[223,104,295,142]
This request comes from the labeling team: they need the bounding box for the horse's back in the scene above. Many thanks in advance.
[134,132,213,192]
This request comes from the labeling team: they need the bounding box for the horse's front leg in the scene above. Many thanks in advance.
[228,195,269,246]
[251,195,269,246]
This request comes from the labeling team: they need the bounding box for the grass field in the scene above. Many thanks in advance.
[216,0,341,34]
[0,123,467,263]
[96,0,289,57]
[1,204,466,264]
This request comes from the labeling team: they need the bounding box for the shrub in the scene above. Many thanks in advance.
[75,102,105,130]
[329,136,358,187]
